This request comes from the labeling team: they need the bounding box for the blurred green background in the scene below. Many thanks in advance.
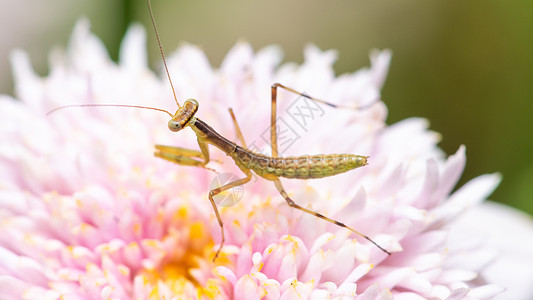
[1,0,532,215]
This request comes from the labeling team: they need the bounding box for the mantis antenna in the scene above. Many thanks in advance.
[147,0,181,108]
[46,104,173,117]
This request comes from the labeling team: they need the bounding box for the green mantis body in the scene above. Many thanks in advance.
[154,83,390,260]
[147,0,390,260]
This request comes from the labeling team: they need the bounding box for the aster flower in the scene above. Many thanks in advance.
[0,19,520,299]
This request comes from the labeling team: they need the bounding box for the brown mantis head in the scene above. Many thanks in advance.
[168,99,199,132]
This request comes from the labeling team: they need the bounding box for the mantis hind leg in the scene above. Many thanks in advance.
[209,169,252,260]
[272,178,391,255]
[270,83,339,157]
[269,83,379,157]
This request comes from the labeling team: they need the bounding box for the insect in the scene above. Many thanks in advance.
[50,0,391,260]
[145,0,391,259]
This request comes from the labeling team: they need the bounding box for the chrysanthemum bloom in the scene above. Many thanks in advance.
[0,20,523,299]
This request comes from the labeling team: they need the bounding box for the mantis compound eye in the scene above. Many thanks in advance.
[168,120,182,132]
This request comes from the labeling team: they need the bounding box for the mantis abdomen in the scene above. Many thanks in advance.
[231,147,368,180]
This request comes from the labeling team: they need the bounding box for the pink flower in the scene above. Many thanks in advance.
[0,19,527,299]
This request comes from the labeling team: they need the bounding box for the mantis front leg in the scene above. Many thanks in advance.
[154,138,211,168]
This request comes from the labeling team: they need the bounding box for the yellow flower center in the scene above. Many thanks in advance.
[137,205,231,299]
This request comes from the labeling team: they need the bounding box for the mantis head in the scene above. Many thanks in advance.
[168,99,199,132]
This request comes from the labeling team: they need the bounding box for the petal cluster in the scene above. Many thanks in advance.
[0,20,503,299]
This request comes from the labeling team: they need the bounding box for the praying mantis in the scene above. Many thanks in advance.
[50,0,391,260]
[144,1,391,259]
